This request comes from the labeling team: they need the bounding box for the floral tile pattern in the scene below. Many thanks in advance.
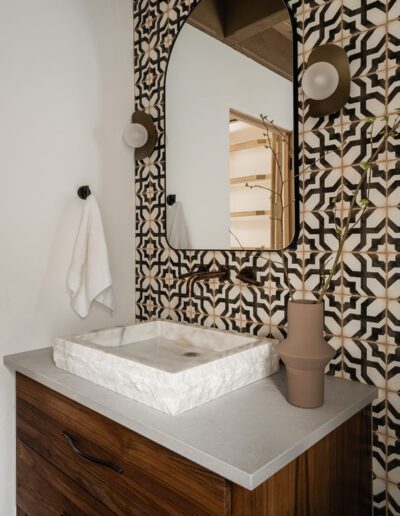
[134,0,399,511]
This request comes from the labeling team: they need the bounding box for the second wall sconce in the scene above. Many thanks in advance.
[123,111,157,160]
[302,44,350,117]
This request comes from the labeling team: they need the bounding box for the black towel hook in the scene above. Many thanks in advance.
[77,185,91,200]
[166,194,176,206]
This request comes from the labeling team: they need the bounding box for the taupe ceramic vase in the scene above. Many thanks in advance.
[277,300,335,409]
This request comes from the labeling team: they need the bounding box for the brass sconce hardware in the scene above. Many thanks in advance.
[124,111,157,160]
[303,44,351,117]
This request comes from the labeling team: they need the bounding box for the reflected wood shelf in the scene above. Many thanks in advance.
[230,174,271,185]
[230,139,267,152]
[230,210,271,218]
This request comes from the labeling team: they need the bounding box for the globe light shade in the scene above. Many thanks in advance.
[123,123,149,148]
[302,62,340,101]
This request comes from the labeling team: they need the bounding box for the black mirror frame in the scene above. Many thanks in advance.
[162,0,300,253]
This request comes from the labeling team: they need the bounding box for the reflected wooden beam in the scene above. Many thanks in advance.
[274,20,293,40]
[188,0,225,40]
[187,0,292,81]
[240,28,292,80]
[223,0,289,43]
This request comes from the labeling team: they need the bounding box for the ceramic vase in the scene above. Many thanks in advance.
[277,300,335,409]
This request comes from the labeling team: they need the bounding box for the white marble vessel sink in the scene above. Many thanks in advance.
[54,320,279,415]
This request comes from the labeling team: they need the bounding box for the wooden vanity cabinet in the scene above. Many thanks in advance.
[16,373,372,516]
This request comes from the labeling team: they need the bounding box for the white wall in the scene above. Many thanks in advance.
[0,0,134,512]
[166,24,292,249]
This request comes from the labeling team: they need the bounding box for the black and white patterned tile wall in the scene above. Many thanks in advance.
[133,0,399,512]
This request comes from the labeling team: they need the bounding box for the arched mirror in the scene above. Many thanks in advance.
[166,0,298,251]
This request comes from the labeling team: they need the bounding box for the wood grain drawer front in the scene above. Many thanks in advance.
[17,439,113,516]
[17,374,231,516]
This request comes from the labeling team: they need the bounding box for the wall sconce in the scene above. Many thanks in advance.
[123,111,157,160]
[302,44,350,117]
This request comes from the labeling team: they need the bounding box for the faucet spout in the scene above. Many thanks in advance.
[180,266,230,297]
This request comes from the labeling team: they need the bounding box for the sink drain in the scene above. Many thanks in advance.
[183,352,201,357]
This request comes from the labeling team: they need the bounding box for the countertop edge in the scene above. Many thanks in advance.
[249,386,376,489]
[4,350,377,490]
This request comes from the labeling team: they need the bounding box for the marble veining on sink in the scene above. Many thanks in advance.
[54,320,279,415]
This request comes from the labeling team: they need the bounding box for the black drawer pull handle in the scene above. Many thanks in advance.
[61,432,123,474]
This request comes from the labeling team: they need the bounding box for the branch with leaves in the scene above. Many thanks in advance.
[318,111,400,300]
[231,109,400,302]
[231,113,339,301]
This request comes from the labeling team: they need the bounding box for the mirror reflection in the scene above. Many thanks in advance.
[166,0,295,250]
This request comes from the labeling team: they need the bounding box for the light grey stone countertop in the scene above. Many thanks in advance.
[4,347,376,490]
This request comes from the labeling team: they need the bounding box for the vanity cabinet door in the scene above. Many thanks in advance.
[17,439,113,516]
[16,373,231,516]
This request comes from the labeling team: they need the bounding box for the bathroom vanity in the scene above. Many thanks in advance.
[6,348,375,516]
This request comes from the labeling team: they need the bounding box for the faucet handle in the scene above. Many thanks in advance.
[179,265,209,280]
[219,265,231,282]
[237,266,262,287]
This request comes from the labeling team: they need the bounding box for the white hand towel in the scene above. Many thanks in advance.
[167,202,191,249]
[68,195,114,318]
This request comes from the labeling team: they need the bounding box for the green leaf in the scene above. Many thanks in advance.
[359,162,371,171]
[359,198,369,207]
[335,226,343,236]
[382,115,389,121]
[366,117,376,123]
